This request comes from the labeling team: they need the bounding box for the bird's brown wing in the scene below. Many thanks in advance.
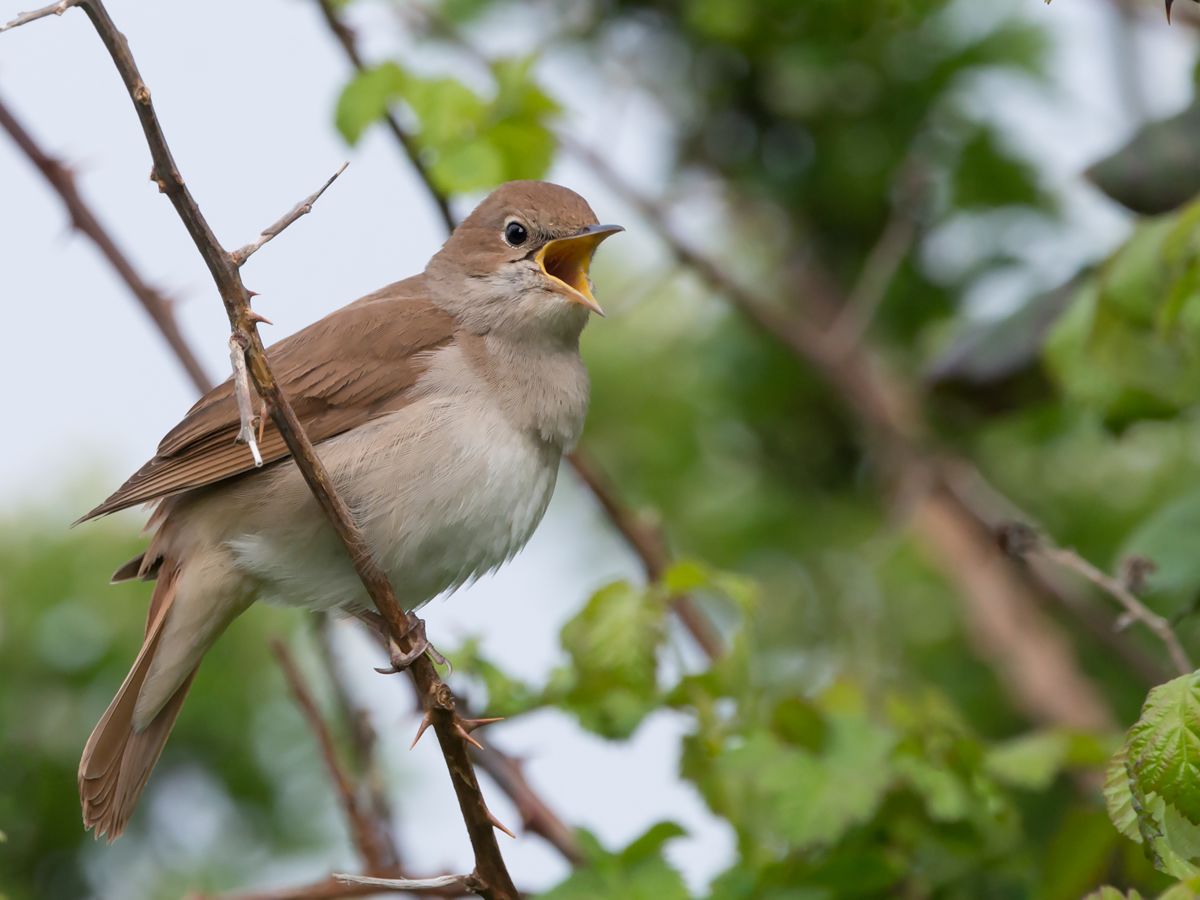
[79,276,456,522]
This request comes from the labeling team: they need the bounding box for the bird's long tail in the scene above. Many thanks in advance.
[78,560,197,840]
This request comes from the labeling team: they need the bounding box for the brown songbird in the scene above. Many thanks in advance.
[77,180,622,838]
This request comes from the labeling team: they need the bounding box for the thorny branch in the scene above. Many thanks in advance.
[1000,523,1193,677]
[3,2,517,896]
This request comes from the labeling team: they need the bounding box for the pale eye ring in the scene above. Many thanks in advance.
[503,220,529,247]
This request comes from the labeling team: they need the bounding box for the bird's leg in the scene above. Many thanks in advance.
[352,610,448,673]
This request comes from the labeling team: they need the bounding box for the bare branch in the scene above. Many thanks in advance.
[334,873,478,893]
[0,0,75,32]
[0,93,212,394]
[312,614,401,866]
[232,162,348,266]
[15,2,518,895]
[229,334,264,467]
[271,639,397,874]
[212,873,469,900]
[826,202,918,356]
[1001,523,1193,677]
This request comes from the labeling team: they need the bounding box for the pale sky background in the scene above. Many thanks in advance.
[1,0,1196,896]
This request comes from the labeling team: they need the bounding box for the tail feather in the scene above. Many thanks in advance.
[79,562,196,840]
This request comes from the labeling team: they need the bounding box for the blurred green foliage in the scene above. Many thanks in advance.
[0,520,352,898]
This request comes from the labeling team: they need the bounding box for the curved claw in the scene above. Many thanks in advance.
[373,618,431,674]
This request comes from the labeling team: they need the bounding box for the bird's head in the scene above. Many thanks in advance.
[426,181,623,341]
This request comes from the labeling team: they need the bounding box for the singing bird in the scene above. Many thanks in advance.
[76,180,622,839]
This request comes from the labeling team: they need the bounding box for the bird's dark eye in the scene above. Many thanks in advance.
[504,221,529,247]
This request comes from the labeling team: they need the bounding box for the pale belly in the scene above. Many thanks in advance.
[221,396,562,611]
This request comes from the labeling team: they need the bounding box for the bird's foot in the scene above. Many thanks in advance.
[371,617,449,674]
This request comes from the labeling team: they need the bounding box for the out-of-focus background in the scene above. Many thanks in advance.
[6,0,1200,897]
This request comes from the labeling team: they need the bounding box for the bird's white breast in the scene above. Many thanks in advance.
[223,340,579,612]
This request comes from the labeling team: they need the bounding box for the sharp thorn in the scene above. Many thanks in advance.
[245,288,260,298]
[409,712,433,750]
[460,716,504,733]
[454,722,485,751]
[245,309,273,326]
[485,807,516,839]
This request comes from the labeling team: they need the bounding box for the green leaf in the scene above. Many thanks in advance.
[1118,489,1200,617]
[1106,747,1142,845]
[558,581,667,738]
[1043,199,1200,425]
[429,141,506,194]
[984,731,1071,791]
[401,75,487,147]
[952,126,1047,211]
[487,120,558,183]
[335,62,408,145]
[1125,673,1200,826]
[620,821,687,865]
[335,55,560,195]
[1109,672,1200,876]
[1083,889,1145,900]
[491,57,560,120]
[695,704,895,851]
[449,638,544,718]
[894,753,973,823]
[540,822,689,900]
[1159,877,1200,899]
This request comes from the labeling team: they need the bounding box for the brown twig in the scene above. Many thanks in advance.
[271,639,398,874]
[1000,524,1192,677]
[1046,548,1188,674]
[232,162,349,266]
[7,3,517,895]
[211,873,468,900]
[333,873,477,894]
[311,0,724,662]
[0,93,212,394]
[314,0,455,234]
[825,200,919,356]
[0,0,75,32]
[312,614,401,861]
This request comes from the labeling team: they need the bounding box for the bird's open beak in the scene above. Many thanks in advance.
[536,224,624,316]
